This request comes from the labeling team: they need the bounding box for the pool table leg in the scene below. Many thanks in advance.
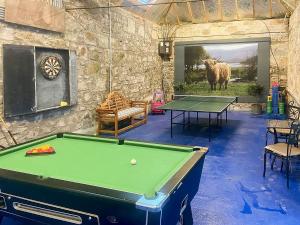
[182,203,193,225]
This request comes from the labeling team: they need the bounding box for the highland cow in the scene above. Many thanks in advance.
[202,59,231,90]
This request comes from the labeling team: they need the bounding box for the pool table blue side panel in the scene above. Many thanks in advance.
[160,153,205,225]
[0,176,147,225]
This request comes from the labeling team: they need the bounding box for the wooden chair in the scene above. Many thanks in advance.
[96,91,148,137]
[263,121,300,188]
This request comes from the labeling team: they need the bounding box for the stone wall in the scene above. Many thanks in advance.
[288,4,300,106]
[0,0,162,146]
[162,61,174,100]
[163,19,289,105]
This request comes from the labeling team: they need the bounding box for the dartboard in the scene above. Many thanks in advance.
[40,56,62,80]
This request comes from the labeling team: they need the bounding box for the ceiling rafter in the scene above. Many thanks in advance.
[269,0,273,18]
[235,0,240,19]
[161,1,175,23]
[160,0,181,25]
[186,1,195,23]
[218,0,224,21]
[253,0,256,17]
[161,0,182,25]
[66,0,296,25]
[171,2,182,25]
[149,3,170,24]
[161,3,181,25]
[279,0,295,13]
[202,0,209,22]
[66,0,206,10]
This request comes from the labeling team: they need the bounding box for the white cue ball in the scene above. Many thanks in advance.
[130,159,137,165]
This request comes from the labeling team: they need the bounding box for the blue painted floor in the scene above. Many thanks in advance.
[2,112,300,225]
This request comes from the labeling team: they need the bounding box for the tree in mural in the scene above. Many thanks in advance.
[185,46,211,84]
[241,55,258,81]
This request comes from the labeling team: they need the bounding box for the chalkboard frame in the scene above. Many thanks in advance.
[3,44,77,118]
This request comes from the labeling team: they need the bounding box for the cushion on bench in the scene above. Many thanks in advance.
[106,107,144,120]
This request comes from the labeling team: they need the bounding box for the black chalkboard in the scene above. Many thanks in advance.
[3,45,35,117]
[35,47,70,111]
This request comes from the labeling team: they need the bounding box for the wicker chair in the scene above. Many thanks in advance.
[263,121,300,188]
[96,91,148,137]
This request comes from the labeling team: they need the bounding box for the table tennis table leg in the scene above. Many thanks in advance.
[226,109,228,123]
[171,110,173,138]
[220,113,223,127]
[209,112,211,142]
[183,112,186,131]
[197,112,199,121]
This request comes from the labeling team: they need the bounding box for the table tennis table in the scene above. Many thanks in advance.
[158,95,238,141]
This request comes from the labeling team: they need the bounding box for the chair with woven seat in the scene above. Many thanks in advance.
[263,121,300,188]
[265,102,300,170]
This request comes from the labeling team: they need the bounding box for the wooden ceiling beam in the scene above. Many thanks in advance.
[162,1,181,25]
[252,0,256,18]
[218,0,224,21]
[111,0,296,26]
[156,4,174,25]
[279,0,295,13]
[162,1,174,23]
[176,14,180,25]
[269,0,273,18]
[235,0,240,19]
[172,3,182,25]
[186,1,195,23]
[202,0,209,22]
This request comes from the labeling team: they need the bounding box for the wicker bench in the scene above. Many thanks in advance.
[96,91,148,137]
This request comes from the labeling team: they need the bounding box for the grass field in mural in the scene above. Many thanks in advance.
[178,42,258,96]
[174,81,254,96]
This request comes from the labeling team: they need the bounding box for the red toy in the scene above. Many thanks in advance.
[151,89,165,114]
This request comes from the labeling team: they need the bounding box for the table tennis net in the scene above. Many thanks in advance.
[174,95,237,103]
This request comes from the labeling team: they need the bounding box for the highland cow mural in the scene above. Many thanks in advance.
[176,42,258,97]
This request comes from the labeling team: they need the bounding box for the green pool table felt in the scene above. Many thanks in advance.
[0,134,195,198]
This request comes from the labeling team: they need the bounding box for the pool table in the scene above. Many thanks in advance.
[0,133,207,225]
